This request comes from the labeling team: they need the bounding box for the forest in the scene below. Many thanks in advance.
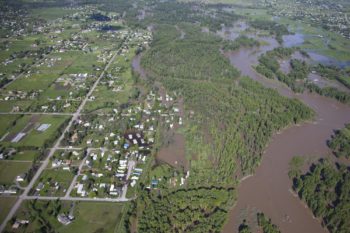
[328,124,350,159]
[237,213,281,233]
[257,213,281,233]
[127,23,313,232]
[291,159,350,233]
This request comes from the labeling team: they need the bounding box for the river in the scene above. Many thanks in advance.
[222,36,350,233]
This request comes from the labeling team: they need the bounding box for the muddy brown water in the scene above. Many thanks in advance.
[157,132,188,171]
[223,37,350,233]
[132,54,146,79]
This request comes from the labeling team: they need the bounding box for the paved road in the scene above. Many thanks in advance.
[0,48,121,232]
[24,195,130,202]
[64,148,96,198]
[0,112,74,116]
[121,160,135,199]
[0,112,120,116]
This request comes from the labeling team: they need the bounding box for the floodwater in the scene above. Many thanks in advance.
[157,132,188,171]
[307,51,350,68]
[283,33,304,48]
[131,54,147,79]
[223,35,350,233]
[308,73,350,93]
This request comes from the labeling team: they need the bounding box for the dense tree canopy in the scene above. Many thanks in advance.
[328,124,350,159]
[123,23,314,232]
[292,160,350,233]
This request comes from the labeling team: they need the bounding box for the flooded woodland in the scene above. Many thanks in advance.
[132,22,350,233]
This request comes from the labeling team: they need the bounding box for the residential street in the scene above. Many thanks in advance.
[0,47,122,232]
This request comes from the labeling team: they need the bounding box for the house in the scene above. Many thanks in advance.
[151,179,159,188]
[57,214,72,225]
[130,180,136,187]
[11,219,29,229]
[52,159,62,168]
[16,173,26,182]
[76,184,86,196]
[109,184,119,196]
[36,182,44,192]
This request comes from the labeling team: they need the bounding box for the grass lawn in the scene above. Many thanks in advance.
[35,169,74,196]
[12,150,40,161]
[5,200,71,233]
[0,100,33,112]
[60,202,124,233]
[0,161,32,185]
[63,52,100,75]
[7,201,124,233]
[6,73,59,91]
[0,197,17,223]
[0,115,17,138]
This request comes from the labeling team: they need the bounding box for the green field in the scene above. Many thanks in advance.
[6,200,124,233]
[30,7,79,21]
[0,161,32,185]
[24,115,68,148]
[12,150,40,161]
[0,115,17,138]
[0,197,17,224]
[61,202,124,233]
[0,114,69,148]
[0,100,33,112]
[6,73,59,91]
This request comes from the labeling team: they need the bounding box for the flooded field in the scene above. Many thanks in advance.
[282,33,304,48]
[132,54,147,79]
[308,73,350,93]
[223,34,350,233]
[307,51,350,68]
[157,132,188,171]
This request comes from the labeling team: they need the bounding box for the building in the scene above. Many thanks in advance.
[57,214,72,225]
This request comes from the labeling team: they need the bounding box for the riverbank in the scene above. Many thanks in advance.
[222,37,350,233]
